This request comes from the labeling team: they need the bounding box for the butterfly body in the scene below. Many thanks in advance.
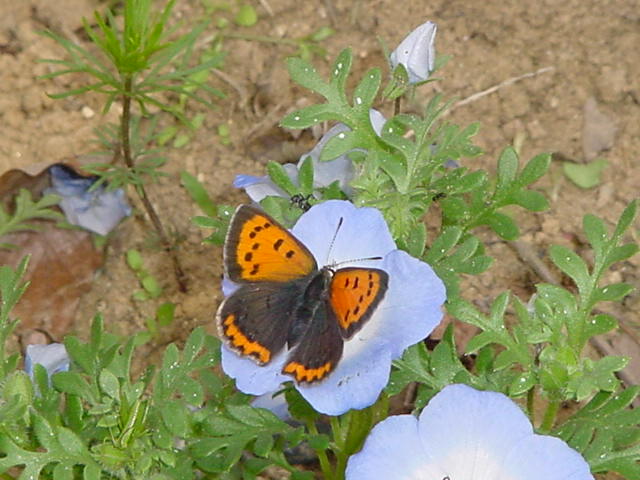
[217,205,388,383]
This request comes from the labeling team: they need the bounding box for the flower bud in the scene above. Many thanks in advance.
[390,21,437,84]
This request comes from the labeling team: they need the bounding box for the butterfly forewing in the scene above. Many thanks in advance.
[329,267,389,338]
[225,205,317,283]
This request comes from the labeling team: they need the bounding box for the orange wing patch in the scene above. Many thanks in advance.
[221,314,271,364]
[283,361,333,383]
[330,268,389,337]
[225,206,317,283]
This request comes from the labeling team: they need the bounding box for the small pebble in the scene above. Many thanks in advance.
[81,105,95,119]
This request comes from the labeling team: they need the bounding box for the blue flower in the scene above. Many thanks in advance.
[46,164,131,236]
[24,343,69,381]
[221,200,446,415]
[390,21,437,84]
[346,384,594,480]
[234,110,386,202]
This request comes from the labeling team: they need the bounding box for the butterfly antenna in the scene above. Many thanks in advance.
[325,217,384,267]
[333,255,383,268]
[325,217,344,264]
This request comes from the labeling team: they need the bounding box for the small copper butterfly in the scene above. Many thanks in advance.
[216,205,389,383]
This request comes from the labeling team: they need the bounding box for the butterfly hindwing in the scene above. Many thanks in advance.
[282,303,344,383]
[217,279,309,364]
[224,205,317,283]
[329,267,389,339]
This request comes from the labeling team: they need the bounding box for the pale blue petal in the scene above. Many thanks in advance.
[47,165,131,235]
[221,277,239,296]
[348,384,593,480]
[24,343,69,379]
[346,415,426,480]
[373,250,446,358]
[416,384,594,480]
[292,200,396,268]
[297,346,391,415]
[502,433,594,480]
[233,165,298,202]
[233,174,263,188]
[390,21,437,84]
[369,109,386,135]
[251,389,291,421]
[221,345,288,395]
[417,384,533,477]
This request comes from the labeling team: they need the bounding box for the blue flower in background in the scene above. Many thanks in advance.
[346,384,594,480]
[221,200,446,415]
[390,21,437,84]
[46,164,131,236]
[24,343,69,381]
[234,110,386,202]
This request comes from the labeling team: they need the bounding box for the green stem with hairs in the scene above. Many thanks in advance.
[121,75,188,292]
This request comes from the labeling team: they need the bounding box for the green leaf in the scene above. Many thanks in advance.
[563,158,607,189]
[512,190,549,211]
[613,200,638,240]
[285,388,317,423]
[99,370,120,399]
[320,130,360,162]
[286,57,330,98]
[330,48,352,92]
[555,386,640,476]
[495,147,519,195]
[425,227,463,263]
[52,372,89,398]
[352,68,381,110]
[234,5,258,26]
[517,153,551,186]
[297,156,314,195]
[161,400,189,437]
[405,222,427,257]
[585,313,617,337]
[266,161,297,196]
[593,283,634,303]
[252,431,274,457]
[181,171,217,216]
[605,243,639,268]
[583,214,607,254]
[485,212,519,240]
[549,245,590,295]
[156,302,175,326]
[281,104,337,129]
[141,275,162,298]
[509,371,536,396]
[126,249,144,271]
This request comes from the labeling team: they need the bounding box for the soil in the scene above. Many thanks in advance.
[1,0,639,479]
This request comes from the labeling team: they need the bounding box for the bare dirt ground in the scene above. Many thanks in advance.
[1,0,638,478]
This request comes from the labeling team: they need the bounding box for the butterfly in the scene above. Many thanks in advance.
[216,205,389,383]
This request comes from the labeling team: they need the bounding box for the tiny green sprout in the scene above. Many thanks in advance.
[218,123,232,145]
[563,158,608,189]
[126,249,163,299]
[234,4,258,27]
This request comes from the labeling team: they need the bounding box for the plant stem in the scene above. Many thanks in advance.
[222,31,299,47]
[527,387,535,424]
[540,399,560,433]
[121,75,188,292]
[307,420,334,479]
